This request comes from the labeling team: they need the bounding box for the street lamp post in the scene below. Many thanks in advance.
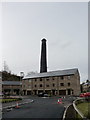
[20,72,24,96]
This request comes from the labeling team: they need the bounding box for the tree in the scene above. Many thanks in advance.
[2,71,20,81]
[86,79,90,84]
[26,71,38,76]
[3,61,11,73]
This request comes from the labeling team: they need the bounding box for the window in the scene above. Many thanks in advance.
[53,83,55,87]
[46,85,49,87]
[72,90,74,94]
[61,76,64,80]
[35,85,37,87]
[52,77,54,80]
[40,78,42,81]
[67,76,70,79]
[68,83,70,86]
[28,85,31,88]
[35,79,37,82]
[40,84,42,87]
[29,80,31,82]
[46,78,49,81]
[60,83,64,86]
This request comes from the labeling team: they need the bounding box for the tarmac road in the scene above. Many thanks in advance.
[2,96,65,119]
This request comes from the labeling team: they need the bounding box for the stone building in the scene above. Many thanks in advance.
[2,81,22,95]
[1,71,22,95]
[22,39,80,96]
[82,82,90,92]
[22,68,80,96]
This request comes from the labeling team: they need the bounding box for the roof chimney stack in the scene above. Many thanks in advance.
[40,38,47,73]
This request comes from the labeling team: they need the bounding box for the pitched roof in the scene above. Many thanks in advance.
[23,68,79,79]
[2,81,22,85]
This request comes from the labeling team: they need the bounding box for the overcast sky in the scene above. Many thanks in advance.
[1,2,88,83]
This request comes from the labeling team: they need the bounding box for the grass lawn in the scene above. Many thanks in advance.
[76,102,90,118]
[0,98,22,103]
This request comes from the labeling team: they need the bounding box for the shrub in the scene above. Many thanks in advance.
[2,98,22,103]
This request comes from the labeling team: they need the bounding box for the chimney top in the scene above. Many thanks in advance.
[41,38,46,41]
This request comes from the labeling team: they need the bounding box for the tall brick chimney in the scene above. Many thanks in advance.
[40,38,47,73]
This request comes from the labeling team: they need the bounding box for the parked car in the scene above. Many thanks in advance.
[43,93,48,97]
[80,93,85,97]
[84,92,90,97]
[80,92,90,97]
[38,92,44,97]
[38,92,48,97]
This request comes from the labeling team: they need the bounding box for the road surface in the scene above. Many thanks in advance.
[2,96,76,119]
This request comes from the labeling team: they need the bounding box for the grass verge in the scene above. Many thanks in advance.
[76,102,90,118]
[0,98,22,103]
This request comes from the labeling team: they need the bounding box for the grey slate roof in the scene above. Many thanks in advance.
[2,81,22,85]
[23,68,78,79]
